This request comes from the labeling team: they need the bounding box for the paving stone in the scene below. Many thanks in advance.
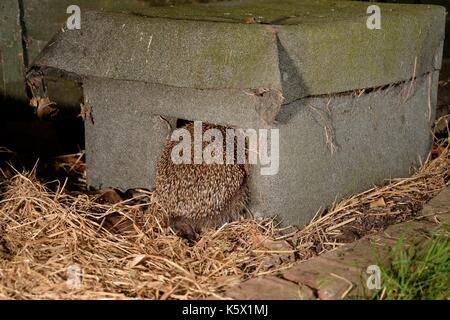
[280,221,438,299]
[322,238,392,269]
[225,276,315,300]
[222,187,450,299]
[282,187,450,298]
[381,219,439,244]
[421,187,450,224]
[281,256,365,299]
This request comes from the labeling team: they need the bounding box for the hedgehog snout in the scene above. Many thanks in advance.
[168,215,199,241]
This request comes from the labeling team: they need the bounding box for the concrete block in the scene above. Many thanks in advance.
[249,72,439,225]
[82,78,175,190]
[27,0,445,227]
[80,76,281,190]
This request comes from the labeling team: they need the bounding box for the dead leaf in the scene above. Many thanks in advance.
[369,197,386,208]
[53,153,86,175]
[127,254,147,268]
[254,87,269,96]
[250,232,265,246]
[98,188,123,204]
[32,96,58,119]
[432,145,445,157]
[261,239,292,251]
[78,103,94,124]
[243,16,256,24]
[29,97,38,107]
[265,25,279,35]
[103,212,135,234]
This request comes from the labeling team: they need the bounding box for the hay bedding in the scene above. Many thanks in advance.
[0,133,448,299]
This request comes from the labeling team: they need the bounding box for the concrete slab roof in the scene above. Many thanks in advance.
[30,0,445,99]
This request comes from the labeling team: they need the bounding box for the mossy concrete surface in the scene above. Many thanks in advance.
[34,11,281,92]
[23,0,162,64]
[1,0,447,106]
[32,1,445,97]
[0,0,26,103]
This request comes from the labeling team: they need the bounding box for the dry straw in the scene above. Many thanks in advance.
[0,130,448,299]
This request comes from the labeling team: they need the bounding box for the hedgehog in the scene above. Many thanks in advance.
[152,122,248,240]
